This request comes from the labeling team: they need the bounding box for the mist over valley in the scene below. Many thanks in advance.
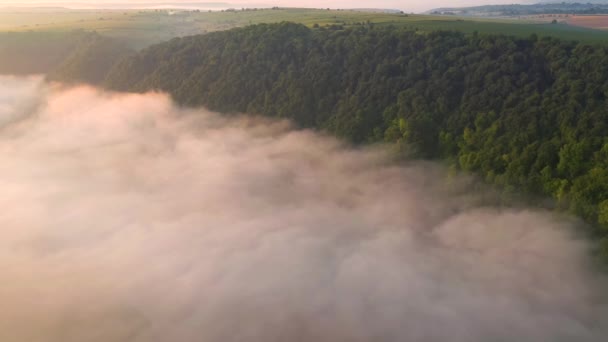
[1,4,608,341]
[0,76,607,341]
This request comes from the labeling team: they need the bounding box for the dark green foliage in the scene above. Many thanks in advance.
[69,23,608,257]
[103,23,608,254]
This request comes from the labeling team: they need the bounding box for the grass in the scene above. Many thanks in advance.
[2,7,608,48]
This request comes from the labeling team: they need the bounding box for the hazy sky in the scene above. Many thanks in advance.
[0,0,535,13]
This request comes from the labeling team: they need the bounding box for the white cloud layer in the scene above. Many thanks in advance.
[0,76,607,342]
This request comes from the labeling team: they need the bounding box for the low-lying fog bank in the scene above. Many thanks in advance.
[1,76,607,341]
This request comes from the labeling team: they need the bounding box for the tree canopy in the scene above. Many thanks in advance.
[46,22,608,259]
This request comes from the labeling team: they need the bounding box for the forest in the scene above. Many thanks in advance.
[5,4,608,336]
[36,22,608,260]
[0,31,132,80]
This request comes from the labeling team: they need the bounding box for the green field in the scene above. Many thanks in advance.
[3,7,608,48]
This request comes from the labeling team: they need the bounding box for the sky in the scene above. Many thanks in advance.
[0,0,537,13]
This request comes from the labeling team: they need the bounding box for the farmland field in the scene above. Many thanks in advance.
[567,15,608,30]
[3,7,608,48]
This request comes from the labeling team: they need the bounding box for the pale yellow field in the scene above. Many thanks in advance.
[567,15,608,30]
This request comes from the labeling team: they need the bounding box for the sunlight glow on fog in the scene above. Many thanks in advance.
[0,76,607,342]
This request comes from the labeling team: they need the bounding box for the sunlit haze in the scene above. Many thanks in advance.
[0,0,533,13]
[1,76,607,341]
[3,0,608,340]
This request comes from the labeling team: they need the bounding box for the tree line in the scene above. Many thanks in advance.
[41,22,608,260]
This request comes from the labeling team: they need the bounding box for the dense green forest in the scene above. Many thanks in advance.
[101,23,608,258]
[13,22,608,259]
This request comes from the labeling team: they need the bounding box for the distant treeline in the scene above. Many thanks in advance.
[431,3,608,16]
[5,23,608,259]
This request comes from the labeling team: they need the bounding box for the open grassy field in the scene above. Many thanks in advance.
[567,15,608,30]
[3,7,608,48]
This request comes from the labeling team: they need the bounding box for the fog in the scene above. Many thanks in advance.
[1,76,607,341]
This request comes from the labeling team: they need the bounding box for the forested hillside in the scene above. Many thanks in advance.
[48,34,133,84]
[0,31,89,75]
[0,31,132,82]
[102,23,608,255]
